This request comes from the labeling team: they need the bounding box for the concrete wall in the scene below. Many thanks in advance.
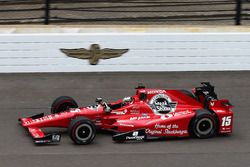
[0,27,250,72]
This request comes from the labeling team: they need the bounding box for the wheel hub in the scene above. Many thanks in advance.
[75,124,92,141]
[196,118,213,135]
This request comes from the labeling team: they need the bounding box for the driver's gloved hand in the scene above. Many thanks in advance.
[103,102,112,113]
[105,106,112,113]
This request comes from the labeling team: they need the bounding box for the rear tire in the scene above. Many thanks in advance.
[51,96,78,114]
[189,110,217,139]
[68,117,96,145]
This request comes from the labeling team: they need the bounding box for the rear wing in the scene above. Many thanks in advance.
[193,82,218,109]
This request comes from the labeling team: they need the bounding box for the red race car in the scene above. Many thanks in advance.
[18,82,233,145]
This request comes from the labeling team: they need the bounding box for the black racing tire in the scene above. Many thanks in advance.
[68,117,96,145]
[180,90,197,100]
[189,110,217,139]
[51,96,78,114]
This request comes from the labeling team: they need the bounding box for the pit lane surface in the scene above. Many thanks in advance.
[0,72,249,167]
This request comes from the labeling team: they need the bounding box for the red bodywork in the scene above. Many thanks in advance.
[19,85,233,143]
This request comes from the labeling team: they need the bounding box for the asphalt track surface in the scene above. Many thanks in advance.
[0,71,249,167]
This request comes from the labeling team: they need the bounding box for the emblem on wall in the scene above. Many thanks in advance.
[60,44,129,65]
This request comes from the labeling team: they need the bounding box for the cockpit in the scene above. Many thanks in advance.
[108,96,133,110]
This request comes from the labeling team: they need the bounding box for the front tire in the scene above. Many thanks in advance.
[51,96,78,114]
[190,111,217,139]
[68,117,96,145]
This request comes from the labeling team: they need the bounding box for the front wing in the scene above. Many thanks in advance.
[18,113,61,144]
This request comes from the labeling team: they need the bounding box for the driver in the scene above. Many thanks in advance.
[107,96,133,110]
[122,96,133,105]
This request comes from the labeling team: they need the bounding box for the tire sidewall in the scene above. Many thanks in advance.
[51,96,78,114]
[69,118,96,145]
[192,114,217,139]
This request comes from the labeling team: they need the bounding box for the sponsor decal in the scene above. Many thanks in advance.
[145,129,162,135]
[154,123,179,129]
[172,110,192,117]
[221,116,232,127]
[220,130,232,133]
[216,110,226,113]
[30,115,54,124]
[52,134,61,142]
[61,44,129,65]
[164,129,187,135]
[140,90,146,93]
[119,123,134,127]
[24,121,30,125]
[147,90,166,94]
[149,94,177,114]
[126,131,145,140]
[221,125,232,133]
[130,115,150,121]
[113,109,128,115]
[210,102,215,106]
[130,109,140,114]
[146,123,187,136]
[130,106,140,114]
[160,114,173,120]
[34,140,50,144]
[25,114,66,125]
[70,108,81,113]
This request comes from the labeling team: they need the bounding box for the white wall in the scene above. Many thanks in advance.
[0,33,250,73]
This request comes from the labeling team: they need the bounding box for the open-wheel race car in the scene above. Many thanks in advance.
[18,82,234,145]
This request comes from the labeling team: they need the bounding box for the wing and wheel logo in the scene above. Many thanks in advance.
[60,44,129,65]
